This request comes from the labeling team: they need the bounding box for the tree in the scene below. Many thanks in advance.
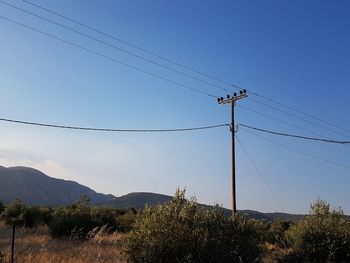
[286,198,350,262]
[2,198,25,226]
[2,198,25,263]
[24,206,53,228]
[124,189,262,263]
[49,203,120,239]
[0,200,4,215]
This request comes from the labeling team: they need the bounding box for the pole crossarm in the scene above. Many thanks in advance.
[218,92,248,105]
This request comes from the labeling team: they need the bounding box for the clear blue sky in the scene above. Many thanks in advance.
[0,0,349,214]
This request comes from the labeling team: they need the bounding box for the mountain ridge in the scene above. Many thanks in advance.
[0,165,304,221]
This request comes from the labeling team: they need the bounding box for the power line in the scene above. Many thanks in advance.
[250,92,350,136]
[0,15,218,98]
[240,127,350,170]
[23,0,350,136]
[238,105,331,139]
[235,135,285,213]
[11,1,350,137]
[248,97,350,139]
[22,0,241,92]
[0,117,229,132]
[0,1,230,94]
[239,124,350,144]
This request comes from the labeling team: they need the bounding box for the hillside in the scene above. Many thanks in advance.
[0,165,305,221]
[0,166,174,209]
[0,166,114,206]
[107,192,172,209]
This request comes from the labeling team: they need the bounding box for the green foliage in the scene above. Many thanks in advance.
[90,206,117,228]
[0,200,4,215]
[115,208,137,232]
[49,204,91,239]
[252,219,272,242]
[24,206,53,228]
[76,194,91,206]
[268,220,293,247]
[286,198,350,262]
[2,198,25,226]
[49,198,130,238]
[124,189,262,263]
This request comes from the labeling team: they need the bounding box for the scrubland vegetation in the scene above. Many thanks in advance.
[1,191,350,262]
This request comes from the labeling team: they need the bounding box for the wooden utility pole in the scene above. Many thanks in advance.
[218,89,248,218]
[11,224,15,263]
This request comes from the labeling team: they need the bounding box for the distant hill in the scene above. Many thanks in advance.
[238,210,304,222]
[106,192,172,209]
[0,165,305,221]
[0,166,114,206]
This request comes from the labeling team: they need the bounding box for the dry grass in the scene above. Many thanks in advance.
[0,221,127,263]
[262,242,294,263]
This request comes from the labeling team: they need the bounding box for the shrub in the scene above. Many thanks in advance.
[115,208,137,232]
[286,199,350,262]
[24,206,53,228]
[124,189,262,263]
[90,206,117,228]
[49,204,94,239]
[49,203,121,239]
[268,220,293,247]
[0,200,4,215]
[2,198,25,226]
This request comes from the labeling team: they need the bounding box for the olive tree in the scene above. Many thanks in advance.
[2,198,25,263]
[125,189,262,263]
[286,199,350,262]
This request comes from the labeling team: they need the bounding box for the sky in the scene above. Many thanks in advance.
[0,0,349,214]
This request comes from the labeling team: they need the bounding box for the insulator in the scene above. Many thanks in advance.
[227,95,230,99]
[243,89,247,94]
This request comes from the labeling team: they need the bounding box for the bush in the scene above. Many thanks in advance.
[115,208,137,232]
[49,202,122,239]
[0,200,4,215]
[124,189,262,263]
[24,206,53,228]
[2,198,25,226]
[268,220,293,247]
[286,199,350,262]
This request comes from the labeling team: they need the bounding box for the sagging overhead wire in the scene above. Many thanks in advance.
[21,0,350,136]
[0,15,218,98]
[0,117,229,133]
[0,0,230,94]
[8,1,350,137]
[240,127,350,170]
[22,0,241,92]
[247,97,350,139]
[237,105,330,139]
[250,92,350,136]
[239,124,350,144]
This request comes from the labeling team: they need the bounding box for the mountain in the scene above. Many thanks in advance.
[238,210,304,222]
[0,166,172,209]
[0,166,114,206]
[106,192,172,209]
[0,165,304,221]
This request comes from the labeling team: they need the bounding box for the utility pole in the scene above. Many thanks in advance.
[11,224,15,263]
[218,89,248,218]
